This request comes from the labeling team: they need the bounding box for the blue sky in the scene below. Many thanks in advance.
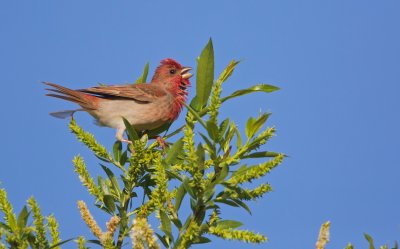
[1,0,399,248]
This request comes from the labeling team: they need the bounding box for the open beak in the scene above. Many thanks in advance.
[181,67,193,79]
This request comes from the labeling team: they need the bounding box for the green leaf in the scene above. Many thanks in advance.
[195,38,214,109]
[249,113,270,138]
[102,194,116,213]
[215,165,229,184]
[192,236,212,244]
[100,165,121,197]
[214,198,239,207]
[221,84,280,103]
[199,132,215,154]
[182,177,196,199]
[155,233,169,248]
[113,141,122,162]
[17,206,29,229]
[159,210,173,241]
[220,122,236,153]
[245,117,257,139]
[147,122,172,138]
[119,151,128,165]
[218,118,230,141]
[182,215,193,232]
[364,233,375,249]
[165,138,184,165]
[242,151,281,159]
[174,184,186,212]
[122,117,138,141]
[206,120,219,141]
[49,238,75,248]
[171,217,182,230]
[134,62,149,83]
[216,220,243,229]
[232,198,252,214]
[98,176,109,195]
[234,125,243,148]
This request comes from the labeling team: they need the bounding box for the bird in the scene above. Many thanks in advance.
[45,58,192,143]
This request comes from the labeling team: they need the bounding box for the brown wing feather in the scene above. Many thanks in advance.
[79,84,166,102]
[44,82,98,110]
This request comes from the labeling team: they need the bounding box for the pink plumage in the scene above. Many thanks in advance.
[45,58,192,143]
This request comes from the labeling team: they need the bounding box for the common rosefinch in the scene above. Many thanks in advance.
[45,58,192,143]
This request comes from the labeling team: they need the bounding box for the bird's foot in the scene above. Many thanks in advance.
[120,138,132,144]
[156,136,169,150]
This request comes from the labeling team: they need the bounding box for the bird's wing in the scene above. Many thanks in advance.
[79,84,166,102]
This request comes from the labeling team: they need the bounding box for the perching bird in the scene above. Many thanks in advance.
[45,58,192,143]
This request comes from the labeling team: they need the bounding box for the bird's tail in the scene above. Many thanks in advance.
[49,109,84,119]
[44,82,98,110]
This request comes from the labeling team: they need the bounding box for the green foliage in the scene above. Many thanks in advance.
[64,38,284,248]
[0,189,69,249]
[0,39,396,248]
[135,62,150,84]
[194,38,214,109]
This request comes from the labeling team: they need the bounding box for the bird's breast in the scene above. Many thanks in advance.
[93,95,174,131]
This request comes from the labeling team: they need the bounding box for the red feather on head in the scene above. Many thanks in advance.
[160,58,183,69]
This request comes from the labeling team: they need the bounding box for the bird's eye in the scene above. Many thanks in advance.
[169,69,176,74]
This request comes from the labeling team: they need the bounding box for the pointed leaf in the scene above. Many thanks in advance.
[113,141,122,162]
[87,240,102,245]
[102,194,115,213]
[199,132,215,153]
[234,125,243,148]
[155,233,169,248]
[206,120,219,141]
[100,165,121,197]
[122,117,138,141]
[159,210,173,241]
[242,151,281,159]
[165,138,184,165]
[218,118,230,141]
[195,38,214,108]
[174,184,186,212]
[364,233,375,249]
[215,165,229,184]
[17,206,29,229]
[147,122,172,138]
[119,150,128,165]
[134,62,149,83]
[216,220,243,229]
[214,198,239,207]
[192,236,212,244]
[232,198,252,214]
[98,176,109,195]
[221,84,280,103]
[49,238,74,248]
[250,113,270,137]
[171,217,182,230]
[245,117,256,138]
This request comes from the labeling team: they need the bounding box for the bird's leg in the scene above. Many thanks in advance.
[116,127,132,144]
[155,136,169,150]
